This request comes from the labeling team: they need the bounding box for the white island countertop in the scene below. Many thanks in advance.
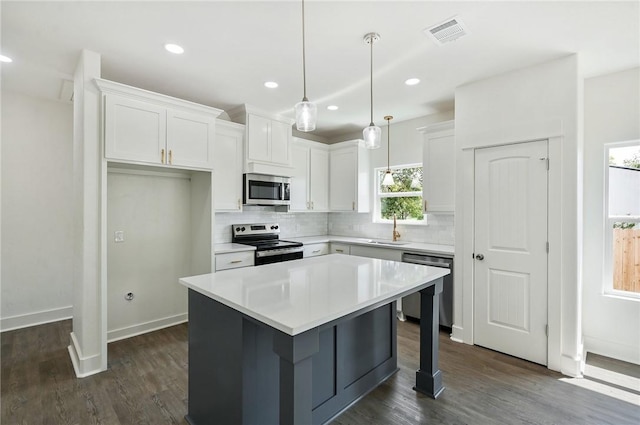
[180,254,449,336]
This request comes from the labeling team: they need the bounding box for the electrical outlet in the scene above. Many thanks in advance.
[114,230,125,243]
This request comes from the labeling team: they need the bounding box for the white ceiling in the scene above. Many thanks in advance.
[2,1,639,139]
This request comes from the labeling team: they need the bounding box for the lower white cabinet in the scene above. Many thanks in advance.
[330,243,351,255]
[215,251,254,271]
[349,245,402,261]
[303,243,329,258]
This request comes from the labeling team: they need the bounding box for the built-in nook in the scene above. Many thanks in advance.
[106,163,213,342]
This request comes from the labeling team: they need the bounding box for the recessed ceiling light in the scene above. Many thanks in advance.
[327,105,339,111]
[405,78,420,86]
[264,81,278,88]
[0,54,13,63]
[164,43,184,54]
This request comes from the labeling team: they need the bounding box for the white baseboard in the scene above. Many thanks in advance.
[1,306,73,332]
[68,331,105,378]
[584,335,640,366]
[450,324,466,343]
[107,313,188,343]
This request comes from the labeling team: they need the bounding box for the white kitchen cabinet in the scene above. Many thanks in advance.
[214,120,244,212]
[290,139,329,212]
[418,120,455,213]
[349,245,402,261]
[303,242,329,258]
[215,251,255,271]
[97,79,221,171]
[330,243,351,255]
[329,140,370,212]
[227,104,295,176]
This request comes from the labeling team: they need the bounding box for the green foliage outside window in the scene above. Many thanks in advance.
[378,167,424,221]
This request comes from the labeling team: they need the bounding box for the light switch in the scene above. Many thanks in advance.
[114,230,125,242]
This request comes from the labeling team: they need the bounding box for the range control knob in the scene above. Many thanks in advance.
[273,225,279,229]
[241,227,246,231]
[235,227,241,232]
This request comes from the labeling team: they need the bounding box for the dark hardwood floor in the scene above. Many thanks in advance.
[2,319,639,424]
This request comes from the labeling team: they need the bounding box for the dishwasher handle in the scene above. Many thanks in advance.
[402,253,452,269]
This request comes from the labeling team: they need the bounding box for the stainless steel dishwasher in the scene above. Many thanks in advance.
[401,252,453,329]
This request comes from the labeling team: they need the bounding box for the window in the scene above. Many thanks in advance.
[375,164,424,224]
[604,141,640,297]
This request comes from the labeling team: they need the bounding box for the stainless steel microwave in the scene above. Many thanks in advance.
[243,173,291,206]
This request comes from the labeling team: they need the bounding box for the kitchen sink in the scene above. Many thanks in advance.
[364,239,409,246]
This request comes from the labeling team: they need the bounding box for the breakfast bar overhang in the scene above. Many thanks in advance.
[179,254,449,425]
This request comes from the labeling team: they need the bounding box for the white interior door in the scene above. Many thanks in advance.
[474,140,548,365]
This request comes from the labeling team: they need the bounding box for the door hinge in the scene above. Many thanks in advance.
[546,241,549,253]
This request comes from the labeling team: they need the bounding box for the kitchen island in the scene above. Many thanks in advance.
[179,254,449,425]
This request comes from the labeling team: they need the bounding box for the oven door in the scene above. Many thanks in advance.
[244,174,290,206]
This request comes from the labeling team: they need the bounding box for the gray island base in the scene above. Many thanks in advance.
[180,255,447,425]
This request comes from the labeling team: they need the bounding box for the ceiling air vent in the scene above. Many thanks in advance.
[424,16,469,45]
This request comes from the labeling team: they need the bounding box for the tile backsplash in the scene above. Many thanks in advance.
[328,212,455,246]
[214,207,329,243]
[215,207,454,246]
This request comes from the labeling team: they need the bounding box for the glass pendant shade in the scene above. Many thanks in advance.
[363,124,381,149]
[382,170,395,186]
[295,99,317,132]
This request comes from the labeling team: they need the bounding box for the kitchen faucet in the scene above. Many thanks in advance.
[392,215,401,241]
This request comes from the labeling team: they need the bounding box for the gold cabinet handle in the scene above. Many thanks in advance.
[230,260,242,264]
[169,150,173,165]
[312,249,321,253]
[352,201,355,211]
[424,200,428,212]
[335,249,344,253]
[161,148,165,164]
[237,199,241,209]
[307,201,310,210]
[312,201,314,210]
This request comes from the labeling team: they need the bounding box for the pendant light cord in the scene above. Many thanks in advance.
[301,0,308,101]
[369,37,374,126]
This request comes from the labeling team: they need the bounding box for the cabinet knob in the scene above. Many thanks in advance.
[475,254,485,261]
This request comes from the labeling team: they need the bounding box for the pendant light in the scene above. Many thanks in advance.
[382,115,395,186]
[294,0,317,132]
[363,32,381,149]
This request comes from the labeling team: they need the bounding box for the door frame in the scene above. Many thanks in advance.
[455,129,571,374]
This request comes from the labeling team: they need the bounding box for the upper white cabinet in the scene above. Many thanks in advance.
[214,120,244,212]
[418,120,455,213]
[329,140,370,212]
[227,104,295,176]
[291,138,329,212]
[96,79,222,171]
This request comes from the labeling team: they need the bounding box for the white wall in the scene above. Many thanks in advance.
[455,55,583,375]
[1,92,74,330]
[583,67,640,364]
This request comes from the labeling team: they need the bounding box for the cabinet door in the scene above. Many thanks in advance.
[423,133,455,212]
[309,147,329,211]
[246,113,271,162]
[330,147,357,211]
[167,110,215,169]
[214,123,243,211]
[104,94,166,164]
[270,119,291,165]
[290,145,310,211]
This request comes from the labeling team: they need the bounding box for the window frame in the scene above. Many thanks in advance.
[603,140,640,299]
[373,163,426,225]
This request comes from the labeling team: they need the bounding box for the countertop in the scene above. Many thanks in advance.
[214,235,453,257]
[287,235,454,257]
[180,254,449,336]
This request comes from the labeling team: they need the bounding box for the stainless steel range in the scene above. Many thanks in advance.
[232,223,303,266]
